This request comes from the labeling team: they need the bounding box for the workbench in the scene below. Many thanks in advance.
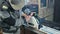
[20,21,60,34]
[20,25,47,34]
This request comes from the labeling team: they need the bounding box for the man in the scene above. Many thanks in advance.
[0,0,34,33]
[8,0,34,26]
[1,0,34,26]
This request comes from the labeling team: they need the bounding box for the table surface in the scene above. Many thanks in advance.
[40,25,60,34]
[23,24,60,34]
[23,25,47,34]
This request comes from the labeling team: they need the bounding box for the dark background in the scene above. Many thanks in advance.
[54,0,60,24]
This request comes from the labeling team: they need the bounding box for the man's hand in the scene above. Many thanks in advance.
[25,15,31,22]
[25,12,35,22]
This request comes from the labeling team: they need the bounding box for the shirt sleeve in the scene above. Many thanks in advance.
[18,10,24,26]
[19,10,24,16]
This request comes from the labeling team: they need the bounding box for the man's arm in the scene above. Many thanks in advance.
[22,12,35,22]
[21,12,31,22]
[20,11,34,22]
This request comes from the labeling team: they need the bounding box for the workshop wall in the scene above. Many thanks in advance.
[38,0,54,21]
